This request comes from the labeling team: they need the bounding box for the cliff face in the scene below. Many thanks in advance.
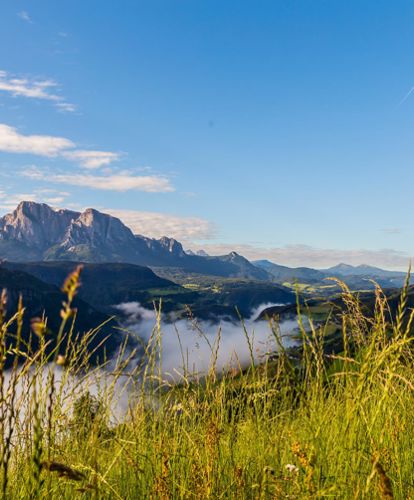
[61,208,136,249]
[0,201,272,280]
[0,201,80,249]
[0,202,143,262]
[0,202,193,265]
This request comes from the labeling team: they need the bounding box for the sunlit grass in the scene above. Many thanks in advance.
[0,267,413,497]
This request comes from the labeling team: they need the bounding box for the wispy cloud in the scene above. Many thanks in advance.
[22,167,174,193]
[0,189,69,211]
[62,150,120,169]
[55,102,77,113]
[0,124,174,192]
[381,227,401,235]
[0,70,75,112]
[0,123,119,168]
[106,209,214,240]
[17,11,33,24]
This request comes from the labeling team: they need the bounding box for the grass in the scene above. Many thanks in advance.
[0,268,414,497]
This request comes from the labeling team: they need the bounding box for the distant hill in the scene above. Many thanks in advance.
[257,282,414,327]
[253,259,410,290]
[253,260,326,283]
[3,261,179,313]
[324,263,407,278]
[0,266,121,363]
[0,202,409,289]
[3,261,295,321]
[0,202,271,281]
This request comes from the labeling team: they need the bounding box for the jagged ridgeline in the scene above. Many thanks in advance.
[0,202,296,363]
[0,201,270,279]
[0,202,408,289]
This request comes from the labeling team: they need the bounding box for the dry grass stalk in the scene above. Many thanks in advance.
[42,461,86,482]
[374,460,394,499]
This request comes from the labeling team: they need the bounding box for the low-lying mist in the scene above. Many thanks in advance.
[1,302,305,426]
[115,302,302,380]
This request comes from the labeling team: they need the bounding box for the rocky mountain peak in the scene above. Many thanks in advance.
[196,249,209,257]
[186,249,209,257]
[77,208,100,226]
[62,209,136,250]
[228,251,244,261]
[14,201,57,221]
[158,236,185,257]
[0,201,79,249]
[0,202,269,281]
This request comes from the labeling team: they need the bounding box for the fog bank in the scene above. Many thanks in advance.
[115,302,302,380]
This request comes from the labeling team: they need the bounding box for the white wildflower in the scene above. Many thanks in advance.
[285,463,299,474]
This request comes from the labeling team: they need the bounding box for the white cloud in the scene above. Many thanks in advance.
[53,173,173,192]
[17,11,32,23]
[22,168,174,193]
[189,242,412,271]
[0,70,75,112]
[0,124,74,156]
[42,196,67,204]
[0,189,69,211]
[63,150,120,169]
[0,124,119,168]
[106,209,214,240]
[0,192,37,210]
[55,102,76,113]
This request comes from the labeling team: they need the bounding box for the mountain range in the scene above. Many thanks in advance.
[323,263,406,278]
[0,200,410,361]
[0,202,409,289]
[0,202,268,280]
[0,198,410,374]
[253,259,409,289]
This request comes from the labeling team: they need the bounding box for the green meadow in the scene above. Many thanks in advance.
[0,268,412,499]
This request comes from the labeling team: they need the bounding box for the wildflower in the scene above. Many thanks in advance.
[292,441,311,468]
[285,464,299,474]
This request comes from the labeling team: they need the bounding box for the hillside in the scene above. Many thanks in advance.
[4,261,177,301]
[3,261,295,320]
[0,266,121,362]
[253,259,327,282]
[324,263,407,278]
[253,258,410,290]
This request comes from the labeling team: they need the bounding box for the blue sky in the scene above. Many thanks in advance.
[0,1,414,269]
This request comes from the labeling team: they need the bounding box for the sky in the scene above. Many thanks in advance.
[0,1,414,270]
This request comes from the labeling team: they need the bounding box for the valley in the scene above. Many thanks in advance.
[2,5,411,495]
[0,201,410,330]
[0,201,410,364]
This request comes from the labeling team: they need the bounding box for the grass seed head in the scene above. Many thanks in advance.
[42,461,86,482]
